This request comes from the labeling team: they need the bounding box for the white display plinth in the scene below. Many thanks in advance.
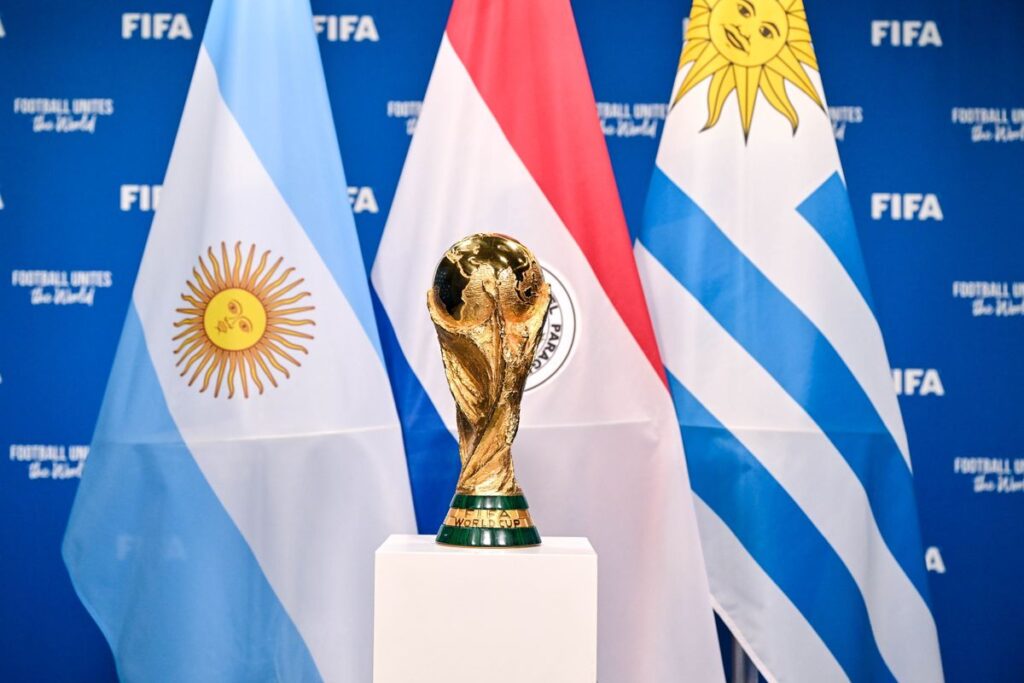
[373,534,597,683]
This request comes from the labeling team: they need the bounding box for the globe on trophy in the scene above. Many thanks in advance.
[427,233,551,547]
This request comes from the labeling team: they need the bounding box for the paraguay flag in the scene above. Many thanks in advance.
[62,1,415,680]
[635,1,944,680]
[371,1,724,681]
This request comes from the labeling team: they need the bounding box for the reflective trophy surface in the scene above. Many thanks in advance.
[428,233,550,547]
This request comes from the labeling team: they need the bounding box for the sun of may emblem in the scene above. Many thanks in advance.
[673,0,823,139]
[173,242,315,398]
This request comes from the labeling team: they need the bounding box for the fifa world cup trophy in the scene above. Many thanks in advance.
[427,233,550,547]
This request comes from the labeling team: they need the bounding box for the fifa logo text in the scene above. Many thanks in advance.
[870,21,942,47]
[313,15,379,42]
[893,369,945,397]
[871,193,943,221]
[122,13,192,40]
[121,185,161,211]
[347,187,378,214]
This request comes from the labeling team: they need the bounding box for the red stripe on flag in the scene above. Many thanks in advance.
[446,0,666,384]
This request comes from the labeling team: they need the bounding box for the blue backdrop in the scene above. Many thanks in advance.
[1,1,1021,681]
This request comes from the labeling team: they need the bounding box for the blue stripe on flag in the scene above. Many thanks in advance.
[201,0,382,359]
[797,172,875,309]
[371,289,460,532]
[668,373,896,683]
[62,305,320,682]
[642,167,930,604]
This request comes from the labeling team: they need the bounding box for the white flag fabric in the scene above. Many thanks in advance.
[62,1,415,680]
[371,2,724,681]
[636,1,944,681]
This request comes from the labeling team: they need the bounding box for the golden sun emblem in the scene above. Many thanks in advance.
[673,0,823,139]
[172,242,315,398]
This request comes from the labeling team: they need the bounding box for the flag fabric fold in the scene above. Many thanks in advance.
[62,1,415,681]
[636,1,944,681]
[372,2,724,681]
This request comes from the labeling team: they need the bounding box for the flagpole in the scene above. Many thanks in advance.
[731,637,760,683]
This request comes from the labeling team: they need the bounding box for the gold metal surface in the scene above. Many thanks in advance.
[428,233,551,496]
[443,508,534,529]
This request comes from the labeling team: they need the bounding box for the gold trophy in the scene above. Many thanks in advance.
[428,233,550,547]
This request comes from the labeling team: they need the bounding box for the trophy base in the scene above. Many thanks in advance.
[436,494,541,547]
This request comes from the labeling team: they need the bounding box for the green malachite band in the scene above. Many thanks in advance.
[439,495,540,546]
[436,525,541,547]
[450,494,529,510]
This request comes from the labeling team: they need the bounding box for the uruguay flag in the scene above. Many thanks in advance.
[636,1,944,681]
[372,2,723,681]
[62,1,415,680]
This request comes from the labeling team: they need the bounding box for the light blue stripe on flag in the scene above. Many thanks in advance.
[62,306,321,683]
[201,0,382,359]
[668,373,896,683]
[642,168,930,604]
[797,172,875,310]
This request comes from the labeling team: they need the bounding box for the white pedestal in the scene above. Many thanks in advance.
[373,534,597,683]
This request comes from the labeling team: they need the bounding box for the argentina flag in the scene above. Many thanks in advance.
[62,1,415,681]
[635,1,944,681]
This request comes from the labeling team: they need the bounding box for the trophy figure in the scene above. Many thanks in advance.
[428,233,551,547]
